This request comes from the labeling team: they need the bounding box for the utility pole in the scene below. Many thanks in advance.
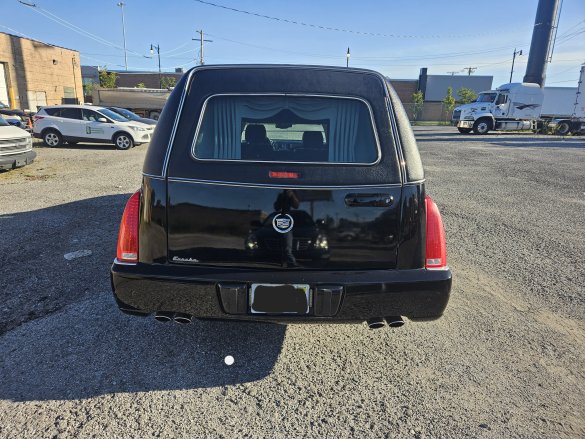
[463,66,477,76]
[193,30,213,65]
[71,56,78,103]
[117,2,128,71]
[346,47,350,68]
[150,44,161,87]
[446,71,459,76]
[509,48,523,83]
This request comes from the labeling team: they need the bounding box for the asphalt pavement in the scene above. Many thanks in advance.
[0,127,583,438]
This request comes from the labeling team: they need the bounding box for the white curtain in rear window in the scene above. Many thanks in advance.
[197,96,372,163]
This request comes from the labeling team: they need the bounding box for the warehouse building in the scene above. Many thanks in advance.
[0,32,83,111]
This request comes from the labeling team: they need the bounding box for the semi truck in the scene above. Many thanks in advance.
[451,65,584,135]
[92,87,172,120]
[451,0,584,135]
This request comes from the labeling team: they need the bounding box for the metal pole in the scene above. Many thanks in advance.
[157,45,161,88]
[193,31,213,66]
[71,56,78,103]
[117,2,128,71]
[510,49,516,83]
[346,47,350,68]
[200,30,204,65]
[510,49,522,83]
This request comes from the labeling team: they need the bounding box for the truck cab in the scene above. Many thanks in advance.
[452,83,543,134]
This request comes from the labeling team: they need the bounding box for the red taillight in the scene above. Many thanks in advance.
[425,195,447,270]
[116,191,141,263]
[269,171,299,179]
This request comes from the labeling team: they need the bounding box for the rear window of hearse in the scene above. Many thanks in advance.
[192,95,380,164]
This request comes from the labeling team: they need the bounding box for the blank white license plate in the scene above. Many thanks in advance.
[250,284,310,314]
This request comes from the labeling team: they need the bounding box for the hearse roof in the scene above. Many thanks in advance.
[142,64,423,181]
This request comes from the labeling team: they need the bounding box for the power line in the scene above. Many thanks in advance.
[18,2,149,59]
[205,32,528,63]
[29,7,124,50]
[0,23,32,39]
[80,52,196,72]
[556,29,585,46]
[79,53,124,68]
[193,0,500,39]
[547,64,584,79]
[555,19,585,39]
[547,78,578,83]
[165,47,203,58]
[160,41,192,55]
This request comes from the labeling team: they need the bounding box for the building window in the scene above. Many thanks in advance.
[62,86,78,104]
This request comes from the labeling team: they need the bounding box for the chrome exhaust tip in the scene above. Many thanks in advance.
[367,318,386,329]
[173,313,193,324]
[385,316,405,328]
[154,311,174,323]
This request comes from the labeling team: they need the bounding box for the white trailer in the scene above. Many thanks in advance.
[548,65,585,135]
[541,86,578,118]
[92,87,172,120]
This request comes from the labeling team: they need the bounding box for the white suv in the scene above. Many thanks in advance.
[33,105,155,150]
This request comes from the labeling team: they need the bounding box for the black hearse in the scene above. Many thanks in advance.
[111,65,451,328]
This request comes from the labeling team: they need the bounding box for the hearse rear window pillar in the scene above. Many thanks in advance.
[191,94,380,164]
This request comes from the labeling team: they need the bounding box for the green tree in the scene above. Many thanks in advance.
[99,69,118,88]
[83,81,94,97]
[136,82,146,88]
[442,86,456,123]
[412,90,424,122]
[457,87,478,104]
[160,76,177,89]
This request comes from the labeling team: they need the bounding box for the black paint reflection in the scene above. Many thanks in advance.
[166,181,402,269]
[246,189,330,268]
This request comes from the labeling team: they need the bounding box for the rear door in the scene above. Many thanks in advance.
[56,107,84,138]
[167,183,401,270]
[165,93,402,270]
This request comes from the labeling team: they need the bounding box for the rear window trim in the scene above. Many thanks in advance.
[166,176,402,190]
[189,93,382,166]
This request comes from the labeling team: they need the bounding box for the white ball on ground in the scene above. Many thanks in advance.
[224,355,234,366]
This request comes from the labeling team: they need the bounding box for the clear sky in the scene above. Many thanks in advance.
[2,0,584,87]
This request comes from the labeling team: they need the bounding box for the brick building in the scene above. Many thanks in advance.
[388,79,419,104]
[0,32,83,111]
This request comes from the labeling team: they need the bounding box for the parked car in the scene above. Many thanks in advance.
[0,108,28,118]
[107,107,157,126]
[33,104,155,150]
[0,108,33,131]
[1,115,27,130]
[0,117,36,171]
[111,65,451,328]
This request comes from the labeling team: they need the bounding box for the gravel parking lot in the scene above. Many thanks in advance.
[0,127,584,438]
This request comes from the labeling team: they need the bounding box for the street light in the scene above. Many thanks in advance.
[150,43,161,88]
[346,47,350,68]
[510,48,523,83]
[116,2,128,71]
